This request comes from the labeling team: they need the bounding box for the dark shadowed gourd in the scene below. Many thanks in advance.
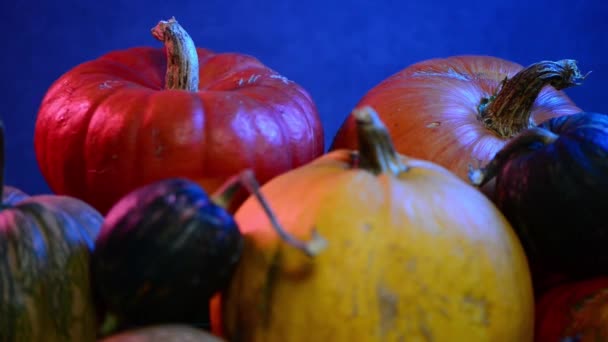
[470,112,608,288]
[92,169,298,336]
[0,121,104,342]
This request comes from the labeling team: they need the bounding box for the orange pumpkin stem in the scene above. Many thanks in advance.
[468,126,559,187]
[151,17,200,92]
[353,106,408,175]
[478,59,588,138]
[213,170,327,257]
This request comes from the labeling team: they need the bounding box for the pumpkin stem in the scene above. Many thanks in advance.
[151,17,199,91]
[353,106,409,175]
[478,59,588,138]
[468,126,559,187]
[212,177,246,215]
[213,170,327,257]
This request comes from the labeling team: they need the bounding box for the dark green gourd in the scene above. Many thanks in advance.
[91,169,308,336]
[470,112,608,288]
[0,121,104,342]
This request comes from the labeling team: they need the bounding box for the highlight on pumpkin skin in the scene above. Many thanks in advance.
[468,126,559,187]
[213,169,327,257]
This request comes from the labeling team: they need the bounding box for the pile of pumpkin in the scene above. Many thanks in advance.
[2,17,607,342]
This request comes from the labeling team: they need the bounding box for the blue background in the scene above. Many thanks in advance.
[3,0,607,195]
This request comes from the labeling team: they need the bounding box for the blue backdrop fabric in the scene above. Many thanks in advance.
[3,0,607,194]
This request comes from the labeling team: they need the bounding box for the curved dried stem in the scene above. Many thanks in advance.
[479,59,587,138]
[213,169,327,257]
[151,17,200,91]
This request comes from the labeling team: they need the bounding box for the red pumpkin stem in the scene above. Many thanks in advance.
[468,126,559,187]
[478,59,588,138]
[151,17,199,91]
[212,170,327,257]
[353,106,409,175]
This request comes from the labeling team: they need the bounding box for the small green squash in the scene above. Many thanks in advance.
[0,121,104,341]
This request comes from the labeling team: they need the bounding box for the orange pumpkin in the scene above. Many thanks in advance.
[331,56,585,189]
[220,107,534,341]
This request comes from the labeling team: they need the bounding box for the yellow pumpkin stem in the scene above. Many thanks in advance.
[478,59,588,138]
[468,126,559,187]
[353,106,409,175]
[213,170,327,257]
[151,17,200,92]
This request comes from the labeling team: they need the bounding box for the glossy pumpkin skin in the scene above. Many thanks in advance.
[99,325,225,342]
[222,110,534,341]
[331,55,581,182]
[0,186,103,342]
[92,178,243,333]
[35,41,324,214]
[535,277,608,342]
[485,112,608,282]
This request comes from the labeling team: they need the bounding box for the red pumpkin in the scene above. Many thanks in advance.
[331,56,585,188]
[535,277,608,342]
[34,17,324,214]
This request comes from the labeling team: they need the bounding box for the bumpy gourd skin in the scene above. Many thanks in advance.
[92,178,243,332]
[0,187,103,342]
[492,112,608,280]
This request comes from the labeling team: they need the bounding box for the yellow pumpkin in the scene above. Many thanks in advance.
[221,107,534,341]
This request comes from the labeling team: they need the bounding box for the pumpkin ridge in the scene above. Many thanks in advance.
[233,86,297,168]
[4,202,97,341]
[259,76,322,162]
[18,203,76,339]
[82,88,148,208]
[35,75,118,199]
